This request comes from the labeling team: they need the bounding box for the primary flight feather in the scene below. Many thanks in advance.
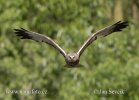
[14,21,128,68]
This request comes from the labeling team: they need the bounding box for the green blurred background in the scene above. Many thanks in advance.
[0,0,139,100]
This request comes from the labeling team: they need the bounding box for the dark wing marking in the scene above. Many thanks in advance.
[77,21,128,57]
[14,28,67,57]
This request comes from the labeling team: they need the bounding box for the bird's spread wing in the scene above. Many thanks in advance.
[14,28,67,57]
[77,21,128,57]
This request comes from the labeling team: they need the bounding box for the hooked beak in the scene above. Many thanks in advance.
[69,56,75,59]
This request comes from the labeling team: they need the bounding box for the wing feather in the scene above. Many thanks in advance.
[14,28,67,57]
[77,21,128,57]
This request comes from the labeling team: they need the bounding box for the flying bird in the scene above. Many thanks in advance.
[14,21,128,68]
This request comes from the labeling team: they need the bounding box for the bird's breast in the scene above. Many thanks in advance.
[65,59,79,67]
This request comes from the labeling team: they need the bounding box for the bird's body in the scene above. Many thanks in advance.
[14,21,128,68]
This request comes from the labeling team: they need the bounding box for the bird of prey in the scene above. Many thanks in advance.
[14,21,128,68]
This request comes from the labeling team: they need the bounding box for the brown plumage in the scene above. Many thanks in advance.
[14,21,128,68]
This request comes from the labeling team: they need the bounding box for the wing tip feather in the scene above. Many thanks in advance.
[14,28,31,39]
[113,21,128,32]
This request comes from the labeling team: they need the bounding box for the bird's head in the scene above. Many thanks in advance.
[65,53,79,67]
[66,53,79,62]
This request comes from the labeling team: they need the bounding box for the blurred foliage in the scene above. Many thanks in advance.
[0,0,139,100]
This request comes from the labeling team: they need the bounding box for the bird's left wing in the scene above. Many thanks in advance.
[77,21,128,57]
[14,28,67,57]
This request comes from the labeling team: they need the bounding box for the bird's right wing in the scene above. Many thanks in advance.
[14,28,67,58]
[77,21,128,57]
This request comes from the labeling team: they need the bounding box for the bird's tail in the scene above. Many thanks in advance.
[64,64,84,68]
